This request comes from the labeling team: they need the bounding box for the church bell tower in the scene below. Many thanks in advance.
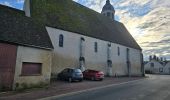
[101,0,115,20]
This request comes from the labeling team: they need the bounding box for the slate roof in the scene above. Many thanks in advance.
[30,0,141,50]
[0,4,53,50]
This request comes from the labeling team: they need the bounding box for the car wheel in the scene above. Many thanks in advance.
[79,79,83,82]
[68,77,72,83]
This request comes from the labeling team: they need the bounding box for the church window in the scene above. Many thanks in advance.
[94,42,98,53]
[59,34,64,47]
[118,47,120,56]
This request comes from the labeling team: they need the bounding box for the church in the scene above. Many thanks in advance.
[24,0,144,77]
[0,0,144,90]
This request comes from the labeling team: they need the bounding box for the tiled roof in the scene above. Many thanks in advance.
[0,5,53,49]
[30,0,141,50]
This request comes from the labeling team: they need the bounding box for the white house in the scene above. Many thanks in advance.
[0,5,53,90]
[164,62,170,74]
[145,60,164,74]
[23,0,144,77]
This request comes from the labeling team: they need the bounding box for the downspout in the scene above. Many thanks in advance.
[79,38,85,71]
[126,48,131,77]
[141,52,145,77]
[107,43,112,76]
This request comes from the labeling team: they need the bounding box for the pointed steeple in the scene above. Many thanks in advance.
[101,0,115,20]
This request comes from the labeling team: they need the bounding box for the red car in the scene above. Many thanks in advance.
[83,69,104,81]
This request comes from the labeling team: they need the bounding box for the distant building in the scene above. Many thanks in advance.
[163,62,170,74]
[145,60,164,74]
[145,55,170,74]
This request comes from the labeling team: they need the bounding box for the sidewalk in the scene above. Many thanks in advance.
[0,77,143,100]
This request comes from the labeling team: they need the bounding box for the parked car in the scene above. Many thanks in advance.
[83,69,104,81]
[57,68,83,82]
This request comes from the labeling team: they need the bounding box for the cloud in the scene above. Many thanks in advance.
[112,0,170,60]
[73,0,170,60]
[2,1,12,7]
[16,0,24,4]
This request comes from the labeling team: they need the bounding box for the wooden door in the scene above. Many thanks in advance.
[0,43,17,91]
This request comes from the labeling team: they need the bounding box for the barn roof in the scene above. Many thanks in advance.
[30,0,141,50]
[0,4,53,50]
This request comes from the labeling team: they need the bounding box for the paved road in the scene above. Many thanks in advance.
[53,75,170,100]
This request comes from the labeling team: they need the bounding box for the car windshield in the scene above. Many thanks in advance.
[74,69,81,73]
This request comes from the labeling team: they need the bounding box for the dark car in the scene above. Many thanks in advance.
[57,68,83,82]
[83,69,104,81]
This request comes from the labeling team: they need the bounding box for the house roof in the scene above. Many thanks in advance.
[0,4,53,50]
[30,0,142,50]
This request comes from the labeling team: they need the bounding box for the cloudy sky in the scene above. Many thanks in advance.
[0,0,170,61]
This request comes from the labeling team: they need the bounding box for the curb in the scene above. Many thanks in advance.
[38,78,145,100]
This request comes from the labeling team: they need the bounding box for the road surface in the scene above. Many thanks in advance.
[54,75,170,100]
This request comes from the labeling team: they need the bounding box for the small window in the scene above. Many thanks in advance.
[21,62,42,76]
[59,34,64,47]
[118,47,120,56]
[94,42,98,53]
[150,63,154,67]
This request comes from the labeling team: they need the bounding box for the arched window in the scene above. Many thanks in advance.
[94,42,98,53]
[59,34,64,47]
[117,47,120,56]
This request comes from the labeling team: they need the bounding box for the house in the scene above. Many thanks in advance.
[144,55,170,75]
[0,5,53,90]
[24,0,144,77]
[144,60,164,74]
[163,62,170,74]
